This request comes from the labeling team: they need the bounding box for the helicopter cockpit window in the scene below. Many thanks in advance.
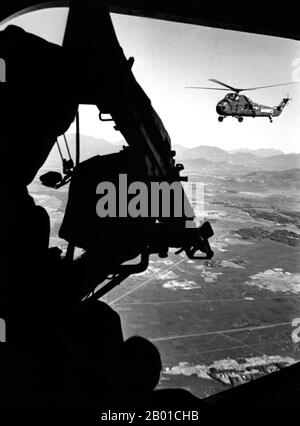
[1,6,300,402]
[226,93,236,101]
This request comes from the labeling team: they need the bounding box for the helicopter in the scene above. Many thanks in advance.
[186,79,295,123]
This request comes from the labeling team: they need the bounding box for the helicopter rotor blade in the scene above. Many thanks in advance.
[239,82,299,92]
[186,86,228,91]
[208,79,241,92]
[186,80,299,93]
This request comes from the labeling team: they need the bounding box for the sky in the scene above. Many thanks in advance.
[1,7,300,153]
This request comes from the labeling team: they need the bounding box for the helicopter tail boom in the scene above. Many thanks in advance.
[276,96,291,113]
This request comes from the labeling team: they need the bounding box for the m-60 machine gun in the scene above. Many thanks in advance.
[58,0,214,298]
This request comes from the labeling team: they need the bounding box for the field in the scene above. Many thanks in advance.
[28,163,300,399]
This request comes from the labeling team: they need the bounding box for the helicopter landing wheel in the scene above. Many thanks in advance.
[238,117,243,123]
[218,116,224,122]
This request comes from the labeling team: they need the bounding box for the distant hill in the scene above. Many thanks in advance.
[261,153,300,170]
[174,145,229,162]
[229,148,284,157]
[228,152,300,169]
[241,168,300,189]
[179,157,227,170]
[42,136,300,173]
[44,134,125,169]
[174,144,300,171]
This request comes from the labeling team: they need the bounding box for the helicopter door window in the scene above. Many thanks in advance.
[0,7,70,46]
[1,4,299,403]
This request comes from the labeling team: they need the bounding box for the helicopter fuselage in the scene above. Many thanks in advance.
[187,79,293,123]
[216,93,287,122]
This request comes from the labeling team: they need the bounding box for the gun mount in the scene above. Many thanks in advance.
[48,0,215,298]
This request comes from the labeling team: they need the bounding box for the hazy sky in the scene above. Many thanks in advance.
[1,7,300,153]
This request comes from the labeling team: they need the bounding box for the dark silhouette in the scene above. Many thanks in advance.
[114,336,162,404]
[0,2,208,412]
[0,23,125,406]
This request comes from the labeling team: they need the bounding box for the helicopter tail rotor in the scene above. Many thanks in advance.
[285,93,293,103]
[276,95,292,112]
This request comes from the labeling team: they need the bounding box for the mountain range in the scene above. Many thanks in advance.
[44,134,124,169]
[242,169,300,189]
[43,134,300,172]
[228,148,284,157]
[173,144,300,171]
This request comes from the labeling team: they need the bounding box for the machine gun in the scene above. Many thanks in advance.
[58,0,214,298]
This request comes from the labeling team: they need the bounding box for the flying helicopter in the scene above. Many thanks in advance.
[186,79,296,123]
